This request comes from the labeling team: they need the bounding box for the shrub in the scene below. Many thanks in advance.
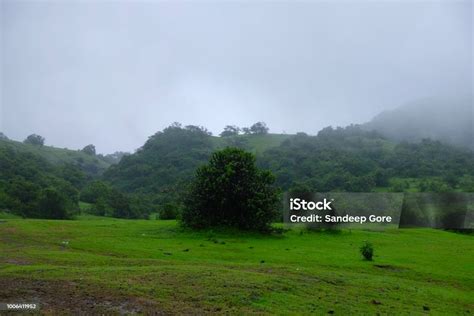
[38,188,71,219]
[360,241,374,261]
[182,147,279,231]
[159,203,179,220]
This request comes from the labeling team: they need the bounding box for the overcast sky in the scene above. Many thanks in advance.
[1,0,472,153]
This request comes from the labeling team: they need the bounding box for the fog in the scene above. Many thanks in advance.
[1,0,472,153]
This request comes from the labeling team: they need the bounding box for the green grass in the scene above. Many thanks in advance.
[0,218,472,314]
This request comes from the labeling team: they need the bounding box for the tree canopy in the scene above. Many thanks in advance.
[24,134,45,146]
[182,147,280,231]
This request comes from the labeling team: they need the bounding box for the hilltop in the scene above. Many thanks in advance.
[363,96,473,150]
[0,138,111,176]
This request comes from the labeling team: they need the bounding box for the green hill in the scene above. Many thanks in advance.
[363,96,473,150]
[104,124,474,204]
[103,127,291,202]
[0,139,111,176]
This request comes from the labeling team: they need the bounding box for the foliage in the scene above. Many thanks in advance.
[249,122,269,135]
[182,147,280,231]
[23,134,45,146]
[159,202,180,220]
[80,181,151,219]
[360,241,374,261]
[104,123,215,204]
[98,151,129,164]
[38,188,73,219]
[0,145,81,218]
[0,137,111,177]
[260,125,474,192]
[220,125,240,137]
[82,144,96,155]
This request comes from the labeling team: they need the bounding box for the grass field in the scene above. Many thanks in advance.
[0,216,473,314]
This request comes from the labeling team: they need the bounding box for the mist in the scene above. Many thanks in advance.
[1,0,472,153]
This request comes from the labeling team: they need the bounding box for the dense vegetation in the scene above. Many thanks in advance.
[260,125,474,192]
[0,138,146,219]
[103,123,215,205]
[0,138,111,176]
[0,144,82,218]
[1,117,473,220]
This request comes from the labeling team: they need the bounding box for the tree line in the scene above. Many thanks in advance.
[1,122,473,223]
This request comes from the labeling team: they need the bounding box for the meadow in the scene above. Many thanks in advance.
[0,215,473,314]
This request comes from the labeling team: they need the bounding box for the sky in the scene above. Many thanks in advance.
[0,0,472,154]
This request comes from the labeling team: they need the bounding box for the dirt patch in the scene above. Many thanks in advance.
[373,264,406,272]
[4,259,31,266]
[0,278,165,315]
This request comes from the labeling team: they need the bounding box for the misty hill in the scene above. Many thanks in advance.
[0,141,89,218]
[103,125,290,203]
[104,124,474,205]
[0,138,111,176]
[261,126,474,192]
[363,96,473,150]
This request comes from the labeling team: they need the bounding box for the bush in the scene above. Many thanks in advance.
[38,188,71,219]
[159,203,179,220]
[360,241,374,261]
[80,181,112,203]
[182,147,279,231]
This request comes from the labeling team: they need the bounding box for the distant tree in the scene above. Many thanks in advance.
[459,176,474,192]
[81,144,96,155]
[185,125,212,136]
[24,134,45,146]
[242,127,251,135]
[220,125,240,137]
[225,136,249,150]
[0,132,8,140]
[159,202,180,220]
[80,181,112,204]
[182,147,280,231]
[58,164,87,189]
[249,122,269,135]
[109,190,133,218]
[101,151,129,164]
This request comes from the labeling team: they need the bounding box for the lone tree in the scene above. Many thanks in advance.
[249,122,269,135]
[182,147,279,231]
[24,134,45,146]
[220,125,240,137]
[82,144,96,155]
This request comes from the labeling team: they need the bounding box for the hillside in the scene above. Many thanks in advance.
[0,138,111,176]
[363,96,473,150]
[103,124,474,207]
[103,127,291,202]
